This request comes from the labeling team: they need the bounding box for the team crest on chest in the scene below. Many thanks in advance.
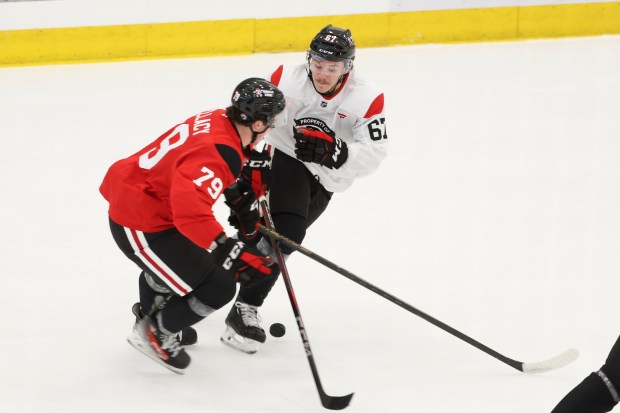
[294,117,335,137]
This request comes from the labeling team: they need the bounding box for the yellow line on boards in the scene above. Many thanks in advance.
[1,2,619,67]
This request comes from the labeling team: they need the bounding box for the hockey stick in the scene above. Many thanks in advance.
[257,224,579,374]
[258,200,353,410]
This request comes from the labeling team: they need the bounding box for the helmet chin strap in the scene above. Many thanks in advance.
[251,130,259,144]
[250,124,269,144]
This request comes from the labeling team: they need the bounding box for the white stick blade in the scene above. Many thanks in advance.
[522,348,579,374]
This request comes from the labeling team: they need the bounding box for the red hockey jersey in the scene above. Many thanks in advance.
[100,109,246,250]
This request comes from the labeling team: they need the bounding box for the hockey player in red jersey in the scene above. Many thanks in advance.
[100,78,285,373]
[220,25,389,354]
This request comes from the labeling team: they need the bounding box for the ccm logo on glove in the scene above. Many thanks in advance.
[214,236,279,288]
[222,241,244,270]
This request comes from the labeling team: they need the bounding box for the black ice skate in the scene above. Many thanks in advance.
[131,302,198,346]
[127,314,191,374]
[220,298,266,354]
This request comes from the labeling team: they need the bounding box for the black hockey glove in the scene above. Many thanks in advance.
[213,236,279,288]
[224,183,260,241]
[239,149,272,197]
[294,127,348,169]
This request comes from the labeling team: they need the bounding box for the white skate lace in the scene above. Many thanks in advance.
[160,333,183,357]
[174,331,184,342]
[235,301,262,328]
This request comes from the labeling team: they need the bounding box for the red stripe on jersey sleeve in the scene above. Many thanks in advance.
[270,65,284,86]
[363,93,385,119]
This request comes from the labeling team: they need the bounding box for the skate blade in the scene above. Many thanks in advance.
[220,326,260,354]
[126,335,186,375]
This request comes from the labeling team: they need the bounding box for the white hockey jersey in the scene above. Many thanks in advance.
[266,64,388,193]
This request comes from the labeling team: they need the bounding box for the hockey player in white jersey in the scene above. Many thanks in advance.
[220,24,388,354]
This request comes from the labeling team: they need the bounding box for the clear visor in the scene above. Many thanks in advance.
[308,51,352,74]
[309,51,345,63]
[267,109,287,129]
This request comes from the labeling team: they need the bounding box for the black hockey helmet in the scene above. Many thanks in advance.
[230,77,285,128]
[308,24,356,72]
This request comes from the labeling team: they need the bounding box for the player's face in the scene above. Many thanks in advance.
[309,57,346,94]
[243,121,270,147]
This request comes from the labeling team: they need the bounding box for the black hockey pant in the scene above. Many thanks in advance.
[237,149,332,306]
[109,218,236,333]
[267,149,332,254]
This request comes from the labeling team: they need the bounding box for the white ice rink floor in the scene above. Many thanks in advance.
[1,35,620,413]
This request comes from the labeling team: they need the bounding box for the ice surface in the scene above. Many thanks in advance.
[1,35,619,413]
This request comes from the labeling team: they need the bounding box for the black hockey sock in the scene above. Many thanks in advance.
[238,271,279,307]
[157,295,205,334]
[603,334,620,386]
[139,271,171,311]
[551,372,618,413]
[271,212,306,255]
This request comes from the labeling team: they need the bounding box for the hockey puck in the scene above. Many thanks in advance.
[269,323,286,338]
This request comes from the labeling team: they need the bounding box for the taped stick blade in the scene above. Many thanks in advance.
[522,348,579,373]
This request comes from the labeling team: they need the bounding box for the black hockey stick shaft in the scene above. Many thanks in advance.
[257,224,525,372]
[258,200,354,409]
